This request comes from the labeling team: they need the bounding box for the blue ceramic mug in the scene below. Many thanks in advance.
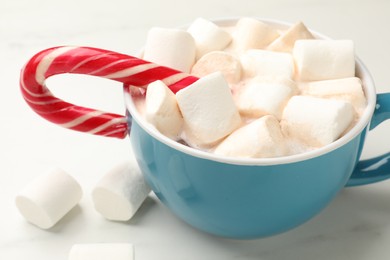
[20,18,390,239]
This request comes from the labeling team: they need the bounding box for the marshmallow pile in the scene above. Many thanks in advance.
[138,17,367,158]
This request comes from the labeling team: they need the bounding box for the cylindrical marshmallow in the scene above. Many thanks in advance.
[281,96,355,147]
[176,72,242,146]
[235,76,296,119]
[92,161,151,221]
[15,168,82,229]
[145,80,183,140]
[267,21,314,53]
[143,27,196,73]
[69,243,134,260]
[187,17,232,59]
[191,51,242,84]
[214,115,287,158]
[293,39,355,81]
[240,49,294,79]
[302,77,367,115]
[231,17,279,52]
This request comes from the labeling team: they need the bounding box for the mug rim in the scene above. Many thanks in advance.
[124,17,377,166]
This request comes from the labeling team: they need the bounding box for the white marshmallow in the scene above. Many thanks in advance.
[176,72,241,146]
[145,80,183,140]
[293,39,355,81]
[92,161,151,221]
[303,77,367,115]
[267,21,314,53]
[231,17,279,52]
[235,77,296,120]
[187,17,232,59]
[15,168,82,229]
[69,243,134,260]
[214,115,287,158]
[281,96,354,147]
[143,27,196,73]
[240,49,294,79]
[191,51,242,84]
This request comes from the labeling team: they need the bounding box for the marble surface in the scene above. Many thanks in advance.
[1,0,390,259]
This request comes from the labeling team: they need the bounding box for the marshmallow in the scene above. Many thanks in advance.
[293,39,355,81]
[15,168,82,229]
[145,80,183,139]
[281,96,354,147]
[191,51,242,84]
[69,243,134,260]
[231,17,279,52]
[235,77,296,119]
[187,17,232,59]
[240,49,294,79]
[92,161,151,221]
[303,77,367,115]
[214,115,287,158]
[143,27,196,73]
[176,72,241,146]
[267,21,314,52]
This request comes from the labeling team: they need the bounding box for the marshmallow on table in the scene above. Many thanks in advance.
[267,21,314,53]
[303,77,367,115]
[92,161,151,221]
[145,80,183,140]
[176,72,241,147]
[15,168,82,229]
[231,17,279,53]
[235,77,296,120]
[281,96,354,147]
[187,17,232,59]
[143,27,196,73]
[69,243,134,260]
[191,51,242,84]
[293,39,355,81]
[214,115,287,158]
[240,49,294,79]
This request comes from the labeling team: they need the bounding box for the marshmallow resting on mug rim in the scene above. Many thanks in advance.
[187,17,232,59]
[281,96,355,147]
[293,39,355,81]
[214,115,287,158]
[176,72,241,146]
[69,243,134,260]
[15,168,82,229]
[302,77,366,115]
[145,80,183,140]
[92,161,151,221]
[231,17,279,53]
[143,27,196,73]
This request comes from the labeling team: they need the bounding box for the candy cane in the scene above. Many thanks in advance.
[20,46,198,138]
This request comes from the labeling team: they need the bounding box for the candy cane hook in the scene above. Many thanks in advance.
[20,46,198,138]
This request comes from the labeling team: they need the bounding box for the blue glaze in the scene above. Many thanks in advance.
[125,91,390,239]
[347,152,390,186]
[129,115,363,238]
[347,93,390,186]
[369,93,390,130]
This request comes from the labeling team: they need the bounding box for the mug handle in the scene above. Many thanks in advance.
[20,46,198,138]
[346,93,390,186]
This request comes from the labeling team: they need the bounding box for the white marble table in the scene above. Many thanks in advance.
[1,0,390,259]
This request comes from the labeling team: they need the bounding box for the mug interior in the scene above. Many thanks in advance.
[124,18,377,166]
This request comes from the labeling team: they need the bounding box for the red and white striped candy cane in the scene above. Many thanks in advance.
[20,46,198,138]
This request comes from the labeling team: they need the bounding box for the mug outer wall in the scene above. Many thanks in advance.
[129,117,366,238]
